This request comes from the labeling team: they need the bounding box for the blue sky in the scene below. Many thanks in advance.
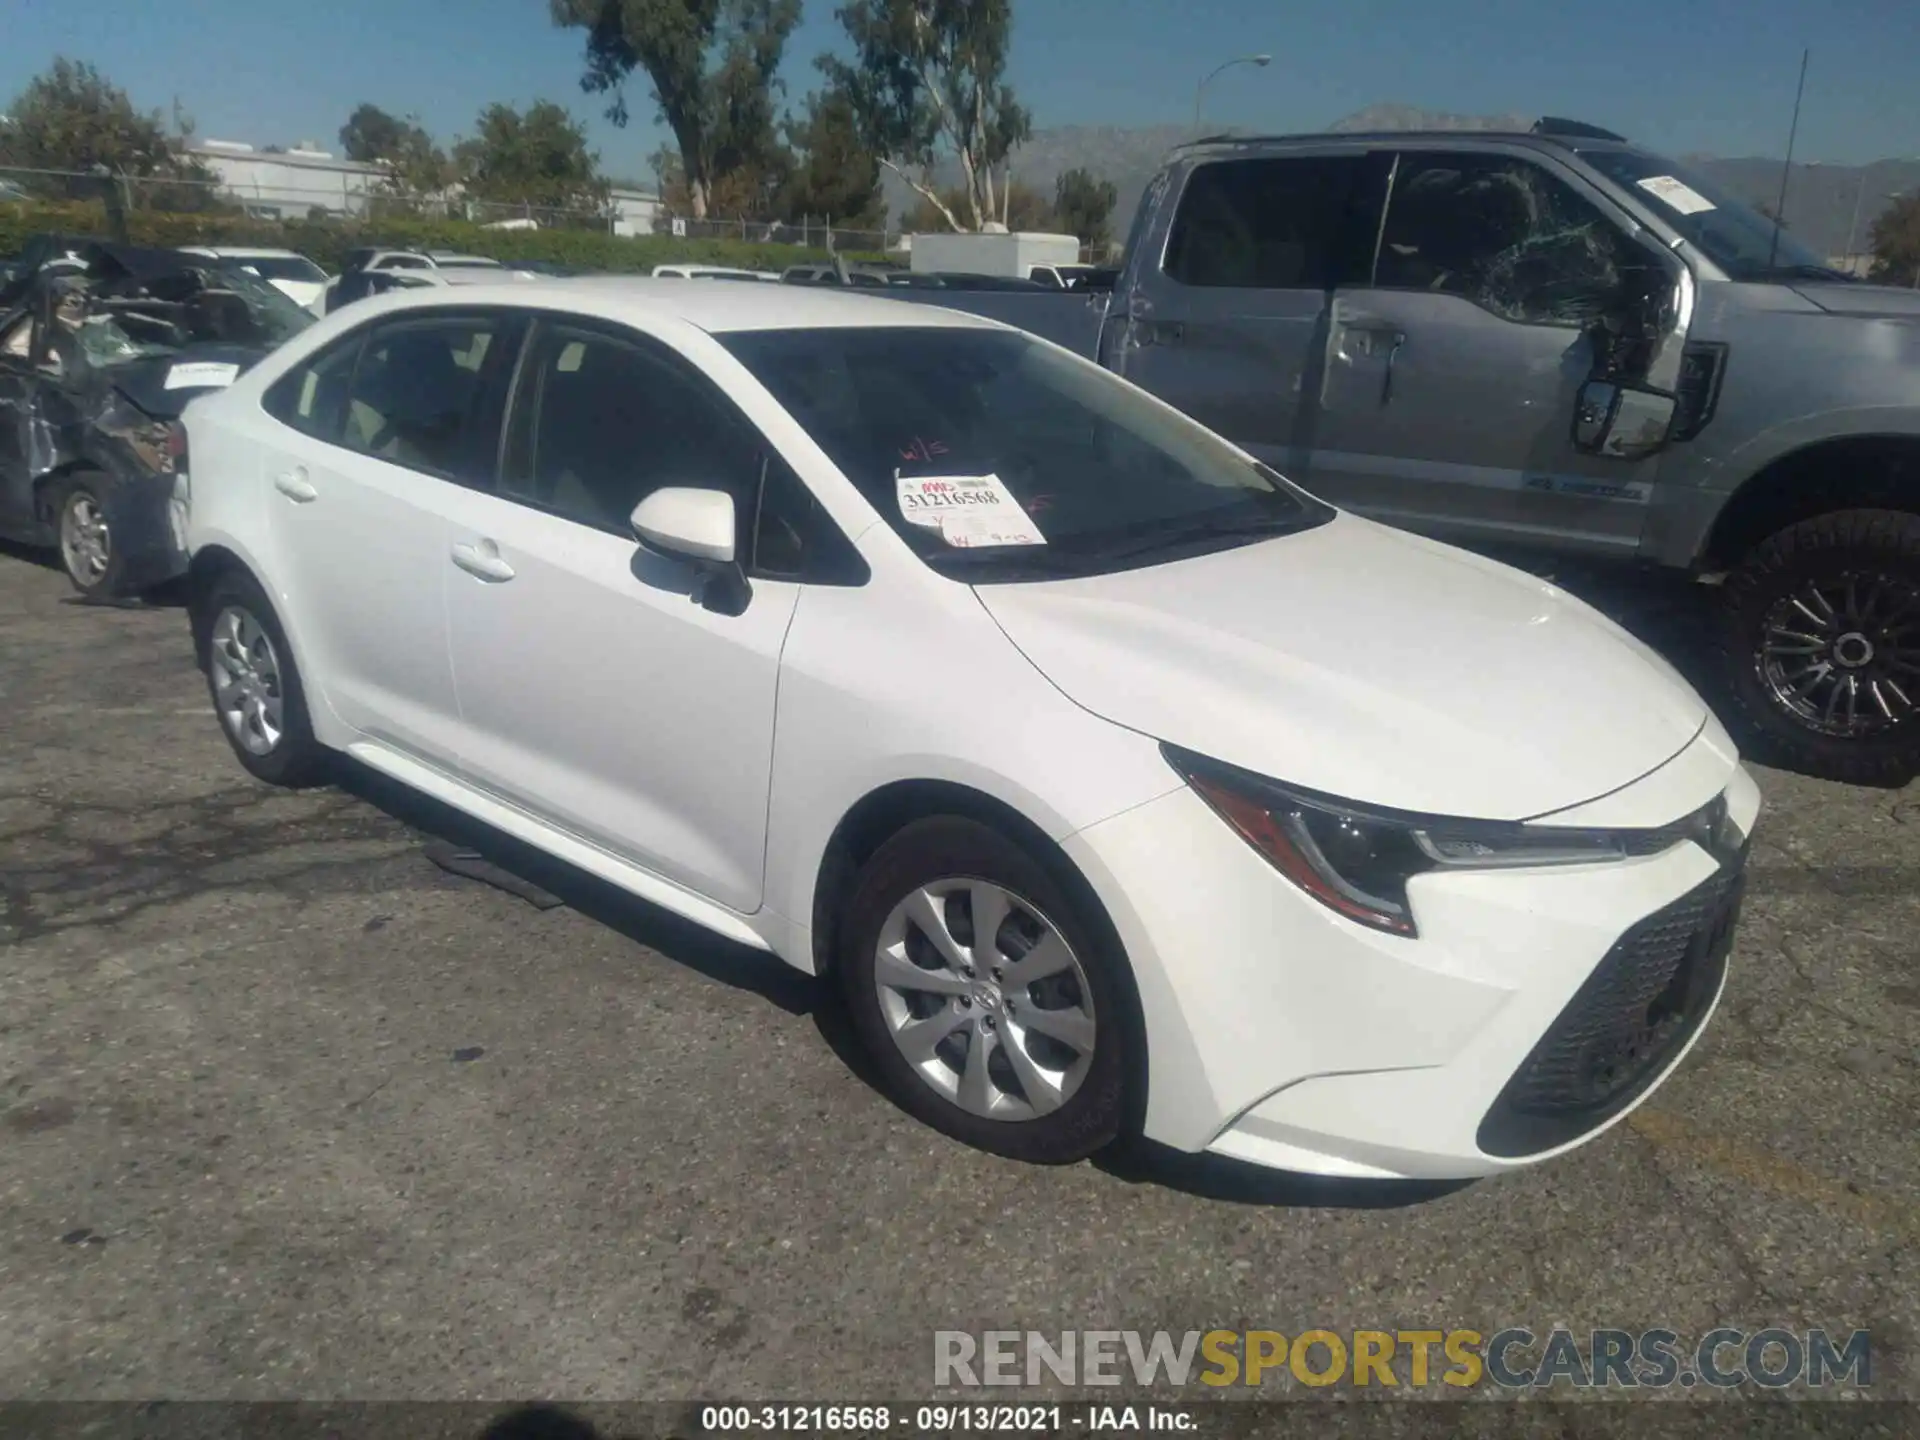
[5,0,1918,180]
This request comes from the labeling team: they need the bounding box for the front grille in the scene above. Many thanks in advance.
[1477,851,1746,1158]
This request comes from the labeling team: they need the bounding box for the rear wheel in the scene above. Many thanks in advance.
[54,476,125,598]
[837,817,1133,1164]
[1719,508,1920,785]
[194,569,329,787]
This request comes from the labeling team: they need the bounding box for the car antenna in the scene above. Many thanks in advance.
[1767,47,1810,270]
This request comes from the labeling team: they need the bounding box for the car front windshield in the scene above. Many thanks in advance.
[201,263,317,343]
[719,326,1332,579]
[1577,146,1847,282]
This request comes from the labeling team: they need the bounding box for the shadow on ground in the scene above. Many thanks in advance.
[334,761,1465,1211]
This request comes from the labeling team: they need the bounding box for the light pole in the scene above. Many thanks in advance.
[1194,54,1271,133]
[1842,168,1870,269]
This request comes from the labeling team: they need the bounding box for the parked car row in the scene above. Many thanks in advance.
[163,274,1759,1182]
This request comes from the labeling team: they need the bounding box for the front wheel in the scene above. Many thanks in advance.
[1719,508,1920,785]
[837,817,1135,1165]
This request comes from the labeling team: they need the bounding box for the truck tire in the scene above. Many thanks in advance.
[1719,508,1920,785]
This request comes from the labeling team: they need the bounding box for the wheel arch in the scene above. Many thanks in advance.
[1702,433,1920,570]
[808,776,1151,1132]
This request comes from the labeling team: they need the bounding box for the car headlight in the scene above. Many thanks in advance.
[1163,744,1669,938]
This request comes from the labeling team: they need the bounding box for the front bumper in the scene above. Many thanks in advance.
[1062,737,1760,1180]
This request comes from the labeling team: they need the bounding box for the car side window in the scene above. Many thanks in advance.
[262,334,363,441]
[502,323,762,534]
[1373,152,1637,326]
[1163,156,1367,289]
[501,320,864,583]
[340,314,509,480]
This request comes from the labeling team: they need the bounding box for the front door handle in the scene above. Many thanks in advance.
[450,540,515,583]
[273,468,317,503]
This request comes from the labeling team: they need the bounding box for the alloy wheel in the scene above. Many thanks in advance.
[209,605,286,756]
[873,879,1097,1121]
[59,493,111,587]
[1758,570,1920,738]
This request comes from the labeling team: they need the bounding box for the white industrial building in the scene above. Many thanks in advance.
[187,140,384,219]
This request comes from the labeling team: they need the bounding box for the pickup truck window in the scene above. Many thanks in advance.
[720,325,1332,579]
[1373,153,1636,327]
[1164,156,1365,290]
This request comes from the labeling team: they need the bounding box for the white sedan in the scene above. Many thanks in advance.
[177,279,1758,1179]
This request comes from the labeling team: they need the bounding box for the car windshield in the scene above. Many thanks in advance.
[57,261,313,367]
[227,254,326,284]
[719,326,1332,579]
[1577,146,1850,282]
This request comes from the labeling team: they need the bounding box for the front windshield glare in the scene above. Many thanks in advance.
[718,326,1331,575]
[1577,147,1841,281]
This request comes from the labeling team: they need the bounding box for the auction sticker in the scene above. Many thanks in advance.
[1635,175,1716,216]
[164,361,241,391]
[897,472,1046,547]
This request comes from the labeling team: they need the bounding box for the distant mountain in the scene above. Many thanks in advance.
[889,105,1918,263]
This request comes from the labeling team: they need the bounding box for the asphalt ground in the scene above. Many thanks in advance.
[1,543,1916,1418]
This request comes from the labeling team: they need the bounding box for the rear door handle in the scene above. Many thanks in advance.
[450,540,515,583]
[273,468,317,503]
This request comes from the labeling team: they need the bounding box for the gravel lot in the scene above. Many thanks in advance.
[1,543,1917,1410]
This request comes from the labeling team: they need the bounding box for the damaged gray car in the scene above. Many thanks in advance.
[0,243,313,597]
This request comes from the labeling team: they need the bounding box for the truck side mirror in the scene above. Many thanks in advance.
[1573,379,1677,461]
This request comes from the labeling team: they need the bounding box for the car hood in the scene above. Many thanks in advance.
[972,514,1709,820]
[1791,282,1920,320]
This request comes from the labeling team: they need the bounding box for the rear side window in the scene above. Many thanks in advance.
[1163,156,1366,289]
[263,335,362,440]
[341,314,511,479]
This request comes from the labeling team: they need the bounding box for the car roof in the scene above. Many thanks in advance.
[352,274,999,334]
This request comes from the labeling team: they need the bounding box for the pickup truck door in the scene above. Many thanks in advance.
[1307,147,1662,558]
[1109,153,1371,478]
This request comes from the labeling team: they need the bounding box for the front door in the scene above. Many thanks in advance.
[441,317,798,914]
[1308,148,1665,557]
[1112,153,1369,478]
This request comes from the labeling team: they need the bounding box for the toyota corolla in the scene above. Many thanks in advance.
[178,280,1757,1179]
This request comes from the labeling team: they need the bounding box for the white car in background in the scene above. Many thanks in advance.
[179,280,1757,1180]
[651,263,770,282]
[181,246,331,314]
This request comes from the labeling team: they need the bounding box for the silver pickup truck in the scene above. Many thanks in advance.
[888,118,1920,785]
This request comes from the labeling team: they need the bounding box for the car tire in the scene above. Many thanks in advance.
[194,568,329,787]
[1718,507,1920,785]
[837,816,1134,1164]
[52,474,127,598]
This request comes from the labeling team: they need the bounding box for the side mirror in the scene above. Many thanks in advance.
[629,487,750,614]
[1572,379,1676,461]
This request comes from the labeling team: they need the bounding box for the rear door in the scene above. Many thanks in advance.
[1109,151,1374,477]
[1307,146,1664,555]
[0,306,38,533]
[256,308,521,760]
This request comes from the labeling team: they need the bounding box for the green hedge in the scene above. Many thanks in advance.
[0,201,884,274]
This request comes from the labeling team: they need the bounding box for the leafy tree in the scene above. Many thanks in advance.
[1870,193,1920,286]
[778,85,883,225]
[339,102,453,204]
[1052,166,1115,251]
[823,0,1030,231]
[0,57,218,206]
[550,0,800,220]
[454,100,607,212]
[1002,179,1052,231]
